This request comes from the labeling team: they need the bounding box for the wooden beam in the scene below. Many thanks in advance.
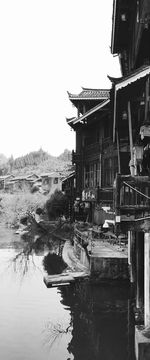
[145,76,149,122]
[113,88,117,142]
[128,101,134,175]
[116,130,121,173]
[144,232,150,327]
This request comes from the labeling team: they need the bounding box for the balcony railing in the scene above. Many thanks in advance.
[115,175,150,209]
[84,170,100,188]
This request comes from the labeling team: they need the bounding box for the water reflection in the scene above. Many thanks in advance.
[59,282,135,360]
[9,233,66,280]
[42,318,72,350]
[0,226,136,360]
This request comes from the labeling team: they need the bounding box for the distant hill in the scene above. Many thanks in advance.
[0,149,73,176]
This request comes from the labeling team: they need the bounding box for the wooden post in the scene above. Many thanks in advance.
[144,232,150,327]
[145,77,149,122]
[115,173,121,210]
[116,130,121,174]
[136,232,144,310]
[128,101,134,176]
[115,173,121,235]
[77,104,80,118]
[128,231,131,265]
[113,88,117,142]
[83,104,86,114]
[128,231,136,283]
[99,153,102,188]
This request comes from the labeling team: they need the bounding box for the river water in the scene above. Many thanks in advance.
[0,226,136,360]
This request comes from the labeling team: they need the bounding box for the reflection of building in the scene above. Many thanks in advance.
[59,282,134,360]
[110,0,150,344]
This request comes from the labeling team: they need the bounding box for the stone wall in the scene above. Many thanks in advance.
[90,256,129,280]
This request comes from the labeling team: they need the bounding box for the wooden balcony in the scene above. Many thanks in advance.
[114,174,150,227]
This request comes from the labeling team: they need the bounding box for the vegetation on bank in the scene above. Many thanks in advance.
[0,192,48,227]
[4,189,74,280]
[0,189,72,236]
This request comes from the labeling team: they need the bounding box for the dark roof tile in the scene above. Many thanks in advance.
[68,88,110,100]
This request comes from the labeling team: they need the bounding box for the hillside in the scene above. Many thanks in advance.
[0,149,73,176]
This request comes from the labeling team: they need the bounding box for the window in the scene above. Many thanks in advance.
[84,161,100,188]
[54,178,58,184]
[103,157,118,186]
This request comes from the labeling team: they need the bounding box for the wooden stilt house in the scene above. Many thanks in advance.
[67,88,117,224]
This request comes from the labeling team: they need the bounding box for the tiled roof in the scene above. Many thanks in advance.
[0,175,14,180]
[41,172,61,178]
[11,176,30,181]
[68,88,110,100]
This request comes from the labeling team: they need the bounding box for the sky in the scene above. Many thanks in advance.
[0,0,121,159]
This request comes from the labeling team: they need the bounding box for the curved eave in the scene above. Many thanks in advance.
[69,97,108,101]
[67,99,110,129]
[115,66,150,91]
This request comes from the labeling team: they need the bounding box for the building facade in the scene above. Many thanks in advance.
[111,0,150,353]
[67,88,119,224]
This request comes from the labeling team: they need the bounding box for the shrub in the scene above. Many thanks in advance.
[45,190,69,220]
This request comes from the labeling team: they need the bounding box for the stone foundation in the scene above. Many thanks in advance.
[135,326,150,360]
[90,256,129,280]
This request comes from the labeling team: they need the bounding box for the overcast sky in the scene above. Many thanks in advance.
[0,0,121,159]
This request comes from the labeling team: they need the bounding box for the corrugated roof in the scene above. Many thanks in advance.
[112,65,150,141]
[109,65,150,90]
